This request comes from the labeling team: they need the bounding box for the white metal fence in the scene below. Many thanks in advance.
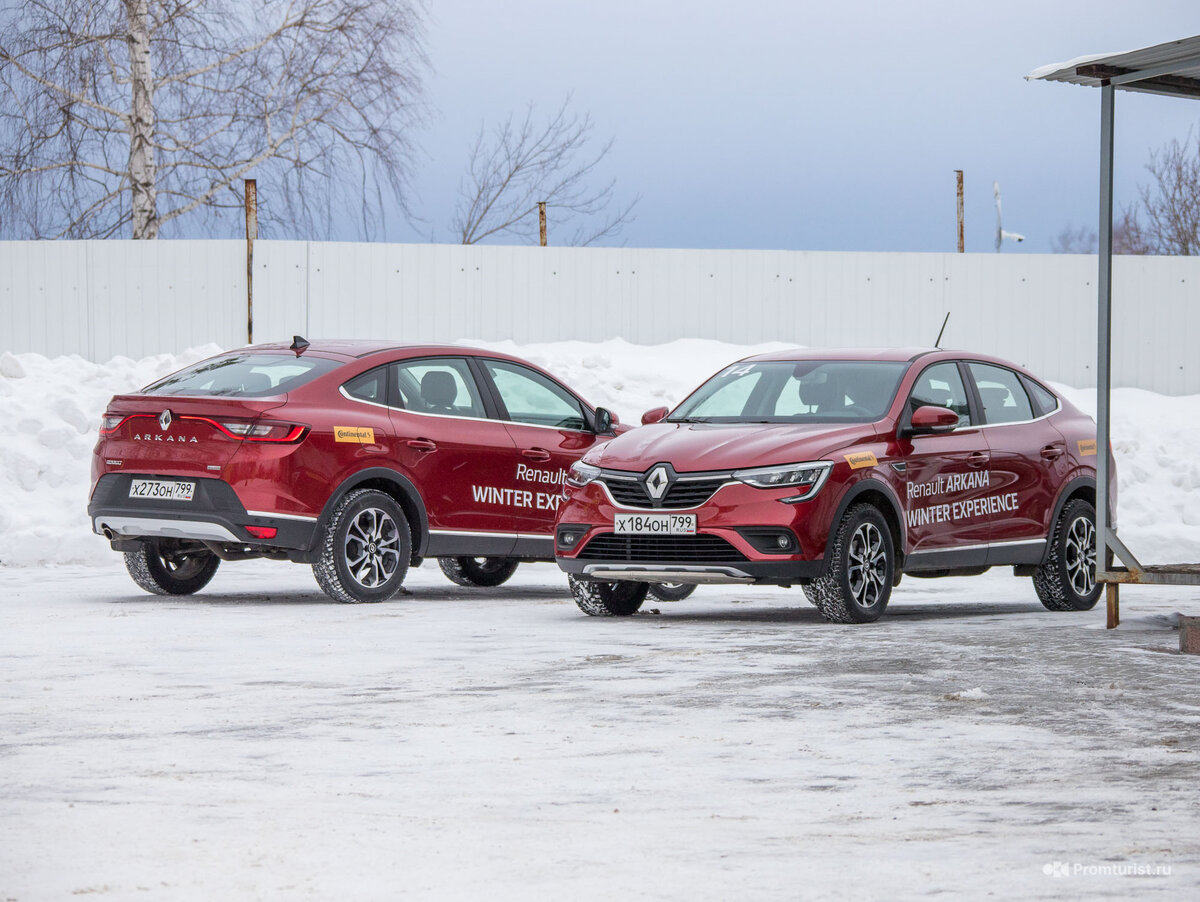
[2,239,1197,394]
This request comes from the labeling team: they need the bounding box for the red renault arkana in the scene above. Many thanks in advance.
[555,348,1111,623]
[89,339,621,603]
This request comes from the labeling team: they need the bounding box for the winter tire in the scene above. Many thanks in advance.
[124,539,220,596]
[438,557,519,587]
[802,503,894,624]
[1034,498,1101,611]
[568,575,649,616]
[648,582,697,602]
[313,489,411,604]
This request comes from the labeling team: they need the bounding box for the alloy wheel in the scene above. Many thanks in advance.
[344,507,402,588]
[847,522,887,608]
[1064,516,1096,596]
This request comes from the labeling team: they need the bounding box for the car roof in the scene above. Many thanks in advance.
[741,347,1034,371]
[240,339,532,364]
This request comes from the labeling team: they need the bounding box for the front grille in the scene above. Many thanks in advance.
[599,477,727,509]
[577,533,748,562]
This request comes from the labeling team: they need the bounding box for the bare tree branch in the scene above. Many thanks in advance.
[0,0,428,239]
[451,96,638,246]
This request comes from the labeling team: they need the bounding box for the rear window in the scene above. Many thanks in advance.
[143,353,340,397]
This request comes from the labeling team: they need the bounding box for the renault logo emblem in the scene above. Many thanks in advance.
[644,465,670,500]
[159,409,172,430]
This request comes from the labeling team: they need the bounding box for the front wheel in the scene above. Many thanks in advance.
[313,489,411,603]
[568,575,648,616]
[124,539,220,596]
[648,582,697,602]
[1034,498,1101,611]
[802,503,894,623]
[438,557,519,587]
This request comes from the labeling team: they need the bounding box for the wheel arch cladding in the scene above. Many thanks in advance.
[1042,475,1096,564]
[825,478,906,563]
[319,467,429,555]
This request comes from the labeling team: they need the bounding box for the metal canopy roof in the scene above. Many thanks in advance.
[1029,34,1200,100]
[1031,33,1200,630]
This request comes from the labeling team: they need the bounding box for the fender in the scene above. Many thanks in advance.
[823,475,908,561]
[1041,474,1096,564]
[315,466,431,555]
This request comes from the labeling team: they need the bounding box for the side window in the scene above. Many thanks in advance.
[908,362,972,426]
[390,358,485,418]
[483,360,586,430]
[342,367,387,405]
[968,363,1034,425]
[1023,377,1059,416]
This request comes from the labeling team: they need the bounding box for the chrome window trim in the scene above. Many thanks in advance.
[338,385,595,434]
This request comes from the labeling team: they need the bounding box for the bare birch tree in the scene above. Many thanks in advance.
[452,97,637,246]
[0,0,426,239]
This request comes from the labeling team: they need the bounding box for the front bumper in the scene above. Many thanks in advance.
[88,474,318,556]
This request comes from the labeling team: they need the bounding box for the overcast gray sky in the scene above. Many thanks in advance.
[389,0,1200,253]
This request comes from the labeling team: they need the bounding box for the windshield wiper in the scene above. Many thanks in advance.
[668,416,711,423]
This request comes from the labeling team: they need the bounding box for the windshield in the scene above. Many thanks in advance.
[142,353,341,397]
[669,360,908,424]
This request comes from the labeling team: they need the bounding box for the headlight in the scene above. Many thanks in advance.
[566,461,601,489]
[734,461,832,499]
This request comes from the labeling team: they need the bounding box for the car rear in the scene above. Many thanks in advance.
[88,350,343,557]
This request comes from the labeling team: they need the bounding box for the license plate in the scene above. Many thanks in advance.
[613,513,696,535]
[128,479,195,502]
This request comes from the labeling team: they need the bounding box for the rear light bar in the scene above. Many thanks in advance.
[98,413,306,443]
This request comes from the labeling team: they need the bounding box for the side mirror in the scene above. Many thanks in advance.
[642,406,669,425]
[908,405,959,435]
[593,407,616,435]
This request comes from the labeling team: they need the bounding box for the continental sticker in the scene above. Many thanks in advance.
[845,451,878,470]
[1078,439,1097,456]
[335,426,375,444]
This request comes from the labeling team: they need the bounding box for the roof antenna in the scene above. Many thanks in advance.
[290,335,310,355]
[935,312,950,348]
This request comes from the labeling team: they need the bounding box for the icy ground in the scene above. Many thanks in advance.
[2,559,1198,900]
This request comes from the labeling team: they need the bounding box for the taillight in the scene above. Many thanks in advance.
[178,416,307,443]
[100,414,126,433]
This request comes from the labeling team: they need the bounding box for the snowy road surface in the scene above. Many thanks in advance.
[2,560,1198,900]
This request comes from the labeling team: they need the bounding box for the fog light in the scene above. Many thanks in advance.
[777,535,789,548]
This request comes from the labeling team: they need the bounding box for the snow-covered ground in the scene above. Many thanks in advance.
[1,560,1198,899]
[2,340,1199,898]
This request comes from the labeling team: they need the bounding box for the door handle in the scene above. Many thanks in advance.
[1040,444,1064,461]
[967,451,990,468]
[522,447,551,462]
[407,439,437,452]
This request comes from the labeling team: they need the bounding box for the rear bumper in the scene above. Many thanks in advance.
[88,474,318,554]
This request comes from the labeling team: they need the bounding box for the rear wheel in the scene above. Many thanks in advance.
[124,539,220,596]
[1034,498,1101,611]
[802,503,894,623]
[438,557,519,587]
[568,575,648,616]
[648,582,696,601]
[313,489,411,603]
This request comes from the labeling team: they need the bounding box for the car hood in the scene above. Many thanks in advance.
[587,421,881,473]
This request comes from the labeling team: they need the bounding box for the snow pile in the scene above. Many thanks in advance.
[1,340,1199,567]
[0,346,222,567]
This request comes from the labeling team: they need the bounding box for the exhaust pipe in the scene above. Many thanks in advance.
[101,525,115,540]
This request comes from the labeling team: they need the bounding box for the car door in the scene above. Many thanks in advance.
[385,356,519,556]
[474,357,604,544]
[896,361,992,568]
[966,361,1064,565]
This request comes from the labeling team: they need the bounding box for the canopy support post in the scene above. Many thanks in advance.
[1096,82,1119,628]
